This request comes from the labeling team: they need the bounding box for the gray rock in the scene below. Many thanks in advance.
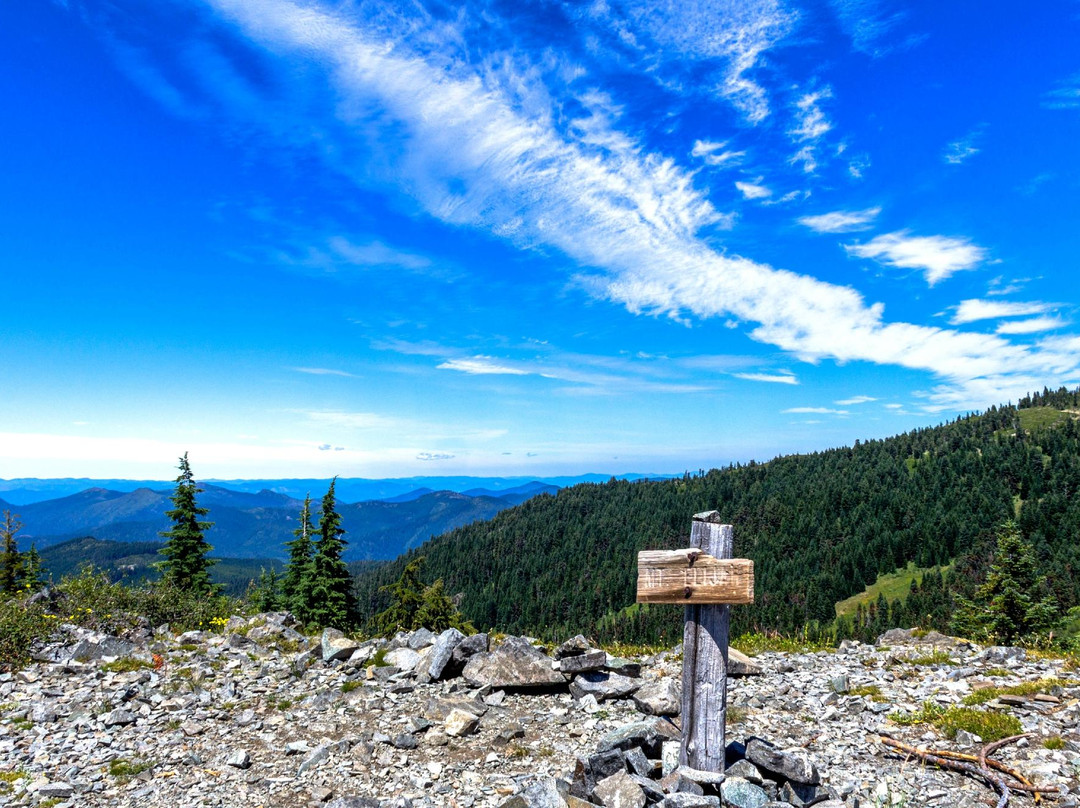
[745,739,819,785]
[633,679,680,715]
[451,632,489,665]
[720,777,770,808]
[624,746,653,778]
[462,636,565,689]
[383,647,421,671]
[37,782,75,799]
[658,794,719,807]
[597,719,678,758]
[326,799,381,808]
[779,781,833,807]
[499,777,568,808]
[444,708,480,737]
[827,674,849,694]
[102,708,137,727]
[427,628,466,680]
[392,732,419,749]
[298,744,331,775]
[571,749,626,800]
[725,760,763,784]
[560,650,608,674]
[69,635,135,662]
[569,671,641,701]
[555,635,593,659]
[408,628,436,649]
[321,628,360,662]
[982,646,1027,664]
[728,648,763,677]
[226,749,251,769]
[593,771,646,808]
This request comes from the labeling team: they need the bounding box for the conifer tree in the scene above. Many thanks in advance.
[283,494,316,624]
[158,453,217,595]
[307,478,356,629]
[249,567,282,612]
[22,544,45,593]
[373,556,473,635]
[951,520,1058,644]
[0,510,25,596]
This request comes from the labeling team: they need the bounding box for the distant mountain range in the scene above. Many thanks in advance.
[1,481,565,562]
[0,474,667,506]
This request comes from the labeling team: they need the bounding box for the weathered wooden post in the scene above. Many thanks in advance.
[636,511,753,772]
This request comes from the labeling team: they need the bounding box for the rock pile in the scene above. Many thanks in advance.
[1,617,1077,808]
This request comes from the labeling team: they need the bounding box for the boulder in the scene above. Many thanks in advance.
[462,636,565,689]
[720,778,769,808]
[444,708,480,737]
[728,648,762,677]
[570,671,641,701]
[407,627,436,649]
[555,635,593,659]
[451,632,490,666]
[427,628,466,680]
[383,647,421,672]
[593,771,646,808]
[745,739,819,785]
[499,777,569,808]
[560,650,607,674]
[321,628,360,662]
[633,679,680,715]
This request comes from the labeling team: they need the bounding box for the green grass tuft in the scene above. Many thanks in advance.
[889,702,1022,741]
[962,678,1072,705]
[732,632,833,656]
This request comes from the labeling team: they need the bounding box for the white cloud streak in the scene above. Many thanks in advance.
[798,207,880,233]
[996,317,1066,335]
[691,140,746,168]
[846,231,987,285]
[102,0,1080,415]
[782,406,848,414]
[950,299,1052,325]
[734,372,799,384]
[437,356,531,376]
[291,366,355,377]
[736,180,772,199]
[835,395,876,405]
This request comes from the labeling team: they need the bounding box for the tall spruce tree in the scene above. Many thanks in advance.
[0,510,25,596]
[283,494,317,624]
[951,520,1058,643]
[158,453,217,595]
[307,478,356,629]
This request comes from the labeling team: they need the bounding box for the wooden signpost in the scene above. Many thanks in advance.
[636,511,754,773]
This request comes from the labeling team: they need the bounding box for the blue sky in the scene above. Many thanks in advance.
[1,0,1078,480]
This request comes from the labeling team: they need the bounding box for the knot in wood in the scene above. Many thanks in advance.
[687,551,701,567]
[684,586,693,599]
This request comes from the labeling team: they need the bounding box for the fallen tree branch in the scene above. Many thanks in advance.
[879,735,1065,808]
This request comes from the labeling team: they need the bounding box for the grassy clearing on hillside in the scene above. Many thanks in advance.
[1018,406,1073,431]
[834,561,954,619]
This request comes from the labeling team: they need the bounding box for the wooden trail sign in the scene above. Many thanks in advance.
[636,512,754,773]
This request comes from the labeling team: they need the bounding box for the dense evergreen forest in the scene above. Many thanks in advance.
[355,388,1080,644]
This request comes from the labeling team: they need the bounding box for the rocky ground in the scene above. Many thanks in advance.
[2,614,1080,808]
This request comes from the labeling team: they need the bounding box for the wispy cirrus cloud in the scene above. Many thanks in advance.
[691,140,746,168]
[944,130,982,165]
[783,406,848,414]
[950,299,1053,325]
[788,88,833,173]
[798,207,880,233]
[827,0,910,56]
[846,231,987,285]
[734,372,798,384]
[996,317,1066,335]
[291,366,355,377]
[736,179,772,200]
[82,0,1080,416]
[1043,74,1080,110]
[437,356,532,376]
[835,395,876,405]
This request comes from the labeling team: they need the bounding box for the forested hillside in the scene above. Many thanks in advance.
[356,390,1080,644]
